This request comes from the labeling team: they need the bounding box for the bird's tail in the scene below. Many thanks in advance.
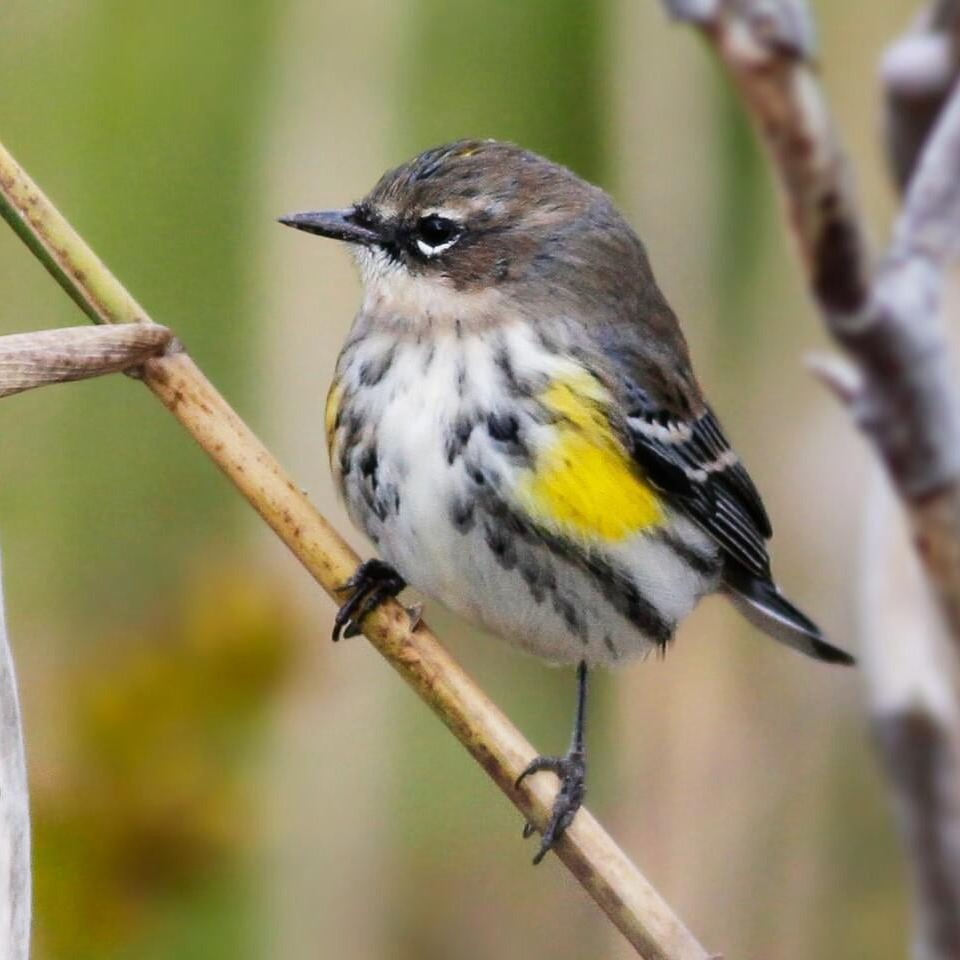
[724,566,854,665]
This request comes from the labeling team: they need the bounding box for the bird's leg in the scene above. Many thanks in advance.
[515,659,588,865]
[332,558,405,641]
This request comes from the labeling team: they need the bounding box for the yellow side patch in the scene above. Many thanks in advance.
[325,380,344,455]
[517,372,663,542]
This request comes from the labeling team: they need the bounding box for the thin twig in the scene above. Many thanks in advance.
[0,549,31,960]
[0,142,711,958]
[861,473,960,959]
[0,325,171,398]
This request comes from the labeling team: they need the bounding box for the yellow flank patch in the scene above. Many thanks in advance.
[325,380,344,454]
[518,371,664,542]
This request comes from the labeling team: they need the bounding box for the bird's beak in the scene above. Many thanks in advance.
[277,208,382,246]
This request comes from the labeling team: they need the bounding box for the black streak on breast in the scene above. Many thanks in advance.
[358,345,397,387]
[445,414,475,464]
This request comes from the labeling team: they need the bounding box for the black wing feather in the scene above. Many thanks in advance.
[626,406,772,579]
[691,411,771,537]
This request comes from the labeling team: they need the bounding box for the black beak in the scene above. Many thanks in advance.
[277,208,381,246]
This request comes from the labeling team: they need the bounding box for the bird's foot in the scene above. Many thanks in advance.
[515,748,586,865]
[333,559,405,641]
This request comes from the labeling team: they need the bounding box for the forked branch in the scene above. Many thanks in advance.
[660,1,960,956]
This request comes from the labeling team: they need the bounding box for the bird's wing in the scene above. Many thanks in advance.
[619,387,773,579]
[485,361,768,578]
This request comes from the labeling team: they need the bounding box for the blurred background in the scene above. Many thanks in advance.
[0,1,924,957]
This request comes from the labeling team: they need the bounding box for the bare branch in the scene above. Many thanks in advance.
[893,76,960,266]
[0,142,712,958]
[858,78,960,504]
[0,550,31,960]
[872,25,960,951]
[861,475,960,960]
[866,75,960,638]
[883,0,960,189]
[663,0,818,56]
[660,0,718,25]
[0,325,171,398]
[658,1,960,956]
[673,3,871,319]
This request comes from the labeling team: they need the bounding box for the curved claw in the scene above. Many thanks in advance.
[514,754,565,791]
[515,750,586,865]
[332,559,405,641]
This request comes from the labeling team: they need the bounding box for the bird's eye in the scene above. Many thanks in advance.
[413,214,461,256]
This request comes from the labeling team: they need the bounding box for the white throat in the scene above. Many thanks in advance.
[352,245,504,334]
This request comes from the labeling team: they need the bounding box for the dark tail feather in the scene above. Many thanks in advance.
[724,568,855,666]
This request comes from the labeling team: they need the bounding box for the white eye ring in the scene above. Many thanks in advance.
[415,236,459,257]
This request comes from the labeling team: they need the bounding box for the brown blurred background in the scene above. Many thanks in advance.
[0,1,919,957]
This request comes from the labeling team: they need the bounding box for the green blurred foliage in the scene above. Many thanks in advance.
[32,567,297,959]
[710,75,771,354]
[0,5,297,956]
[0,0,279,619]
[398,0,609,185]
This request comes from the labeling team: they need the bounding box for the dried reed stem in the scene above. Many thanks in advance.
[0,324,171,398]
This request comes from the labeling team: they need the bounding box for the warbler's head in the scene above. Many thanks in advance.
[280,139,652,323]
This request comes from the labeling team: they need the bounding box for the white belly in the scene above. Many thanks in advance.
[329,326,719,666]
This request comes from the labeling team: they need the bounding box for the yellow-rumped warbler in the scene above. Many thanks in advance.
[280,139,853,863]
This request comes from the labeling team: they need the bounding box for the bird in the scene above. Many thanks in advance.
[279,139,854,865]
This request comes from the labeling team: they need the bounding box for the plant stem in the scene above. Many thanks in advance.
[0,325,171,398]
